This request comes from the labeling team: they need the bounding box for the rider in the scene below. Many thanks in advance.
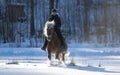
[41,9,64,51]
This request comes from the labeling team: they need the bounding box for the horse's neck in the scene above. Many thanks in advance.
[52,31,59,41]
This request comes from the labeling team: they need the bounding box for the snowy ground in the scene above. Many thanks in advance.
[0,45,120,75]
[0,62,119,75]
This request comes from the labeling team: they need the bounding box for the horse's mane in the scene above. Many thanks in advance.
[44,20,55,37]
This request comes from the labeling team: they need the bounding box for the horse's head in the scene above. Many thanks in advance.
[44,20,55,41]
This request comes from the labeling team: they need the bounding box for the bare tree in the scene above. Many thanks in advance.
[30,0,35,37]
[55,0,59,9]
[49,0,54,14]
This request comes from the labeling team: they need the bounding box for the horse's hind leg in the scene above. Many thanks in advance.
[62,53,65,62]
[48,50,51,60]
[55,52,60,60]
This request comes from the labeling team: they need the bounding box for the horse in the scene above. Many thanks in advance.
[43,20,67,62]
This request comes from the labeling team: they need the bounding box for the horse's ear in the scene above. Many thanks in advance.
[51,20,55,25]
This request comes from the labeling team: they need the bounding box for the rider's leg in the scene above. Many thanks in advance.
[41,38,48,51]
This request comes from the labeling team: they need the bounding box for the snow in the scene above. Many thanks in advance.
[0,62,119,75]
[0,45,120,75]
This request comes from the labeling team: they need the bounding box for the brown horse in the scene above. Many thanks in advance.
[44,20,67,62]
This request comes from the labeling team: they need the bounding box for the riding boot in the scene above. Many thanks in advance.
[41,39,48,51]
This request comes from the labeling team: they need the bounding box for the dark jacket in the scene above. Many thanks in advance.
[49,14,61,29]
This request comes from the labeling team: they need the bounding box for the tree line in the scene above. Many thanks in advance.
[0,0,120,47]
